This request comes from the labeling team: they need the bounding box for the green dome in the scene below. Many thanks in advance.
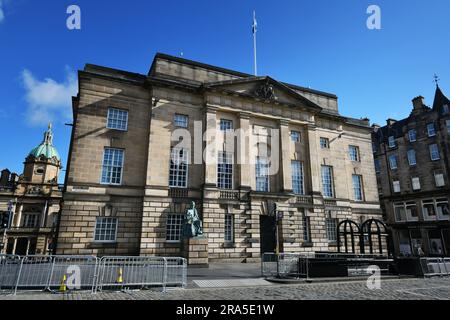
[29,143,60,161]
[28,123,61,162]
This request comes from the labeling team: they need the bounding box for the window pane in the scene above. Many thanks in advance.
[174,114,188,128]
[326,218,338,242]
[303,214,311,242]
[388,136,396,148]
[166,214,184,242]
[107,108,129,131]
[430,144,440,161]
[291,161,304,195]
[218,152,233,189]
[225,214,234,243]
[408,130,417,142]
[320,138,330,149]
[94,217,118,242]
[101,148,124,185]
[427,123,436,137]
[407,150,417,166]
[349,146,359,162]
[291,131,301,143]
[352,175,363,201]
[256,157,269,192]
[220,119,233,132]
[389,155,398,170]
[169,148,189,188]
[321,166,334,198]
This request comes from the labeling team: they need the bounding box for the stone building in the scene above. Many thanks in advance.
[0,125,62,255]
[372,86,450,257]
[56,53,384,262]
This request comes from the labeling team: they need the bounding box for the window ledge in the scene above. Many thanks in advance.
[88,242,118,249]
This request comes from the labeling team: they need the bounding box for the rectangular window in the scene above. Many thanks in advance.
[423,200,437,220]
[389,155,398,170]
[443,105,450,115]
[430,144,440,161]
[220,119,233,132]
[406,202,419,221]
[302,213,311,242]
[320,138,330,149]
[427,123,436,137]
[326,217,338,242]
[169,148,189,188]
[388,136,396,148]
[94,217,118,243]
[435,173,446,187]
[407,149,417,166]
[174,114,189,128]
[218,152,233,190]
[224,214,234,243]
[101,148,124,185]
[321,166,334,198]
[23,214,39,228]
[107,108,128,131]
[408,129,417,142]
[349,146,360,162]
[352,175,364,201]
[291,161,304,195]
[447,120,450,133]
[291,131,301,143]
[437,199,450,220]
[394,203,406,222]
[412,177,421,191]
[166,214,184,242]
[374,159,381,173]
[393,181,401,193]
[256,157,269,192]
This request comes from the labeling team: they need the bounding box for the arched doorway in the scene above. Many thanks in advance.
[337,220,362,254]
[361,219,389,256]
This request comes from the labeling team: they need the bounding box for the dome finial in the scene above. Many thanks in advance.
[44,123,53,145]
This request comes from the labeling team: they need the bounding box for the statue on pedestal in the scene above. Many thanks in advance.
[184,201,203,238]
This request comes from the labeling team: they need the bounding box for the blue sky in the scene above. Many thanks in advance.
[0,0,449,180]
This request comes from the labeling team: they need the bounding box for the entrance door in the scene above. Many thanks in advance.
[15,238,28,256]
[260,215,276,255]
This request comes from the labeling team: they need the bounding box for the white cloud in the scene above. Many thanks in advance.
[21,67,78,125]
[0,1,4,23]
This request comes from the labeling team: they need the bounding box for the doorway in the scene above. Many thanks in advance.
[15,238,28,255]
[260,215,276,255]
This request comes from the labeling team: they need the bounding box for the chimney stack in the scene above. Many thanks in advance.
[412,96,425,110]
[387,119,397,126]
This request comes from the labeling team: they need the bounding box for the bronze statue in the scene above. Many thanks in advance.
[184,201,203,238]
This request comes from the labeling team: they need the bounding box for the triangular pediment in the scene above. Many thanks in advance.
[204,76,322,111]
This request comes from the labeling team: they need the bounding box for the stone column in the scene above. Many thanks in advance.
[14,204,23,228]
[280,120,293,193]
[204,106,218,187]
[238,113,251,190]
[307,124,321,195]
[12,238,17,255]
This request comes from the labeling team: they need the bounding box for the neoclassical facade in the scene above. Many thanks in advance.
[56,53,384,262]
[0,125,62,255]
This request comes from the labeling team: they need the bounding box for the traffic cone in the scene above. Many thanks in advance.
[117,267,124,284]
[59,274,67,293]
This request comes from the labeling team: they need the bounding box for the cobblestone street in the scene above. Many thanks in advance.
[2,278,450,300]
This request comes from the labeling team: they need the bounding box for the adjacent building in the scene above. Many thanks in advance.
[373,86,450,257]
[0,125,62,255]
[56,53,385,262]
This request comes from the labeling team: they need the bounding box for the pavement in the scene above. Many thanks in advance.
[1,263,450,300]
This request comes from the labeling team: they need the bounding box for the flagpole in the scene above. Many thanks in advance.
[253,10,258,76]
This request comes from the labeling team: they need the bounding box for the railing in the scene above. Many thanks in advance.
[420,258,450,277]
[219,190,240,200]
[296,196,312,205]
[261,253,312,279]
[0,254,187,295]
[169,188,189,198]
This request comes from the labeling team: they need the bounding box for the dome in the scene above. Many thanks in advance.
[29,143,61,161]
[28,123,61,162]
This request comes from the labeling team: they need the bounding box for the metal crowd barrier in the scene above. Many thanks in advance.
[261,253,311,279]
[420,258,450,277]
[96,256,187,292]
[0,254,187,295]
[0,255,22,294]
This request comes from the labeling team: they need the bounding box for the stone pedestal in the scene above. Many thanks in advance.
[182,237,209,267]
